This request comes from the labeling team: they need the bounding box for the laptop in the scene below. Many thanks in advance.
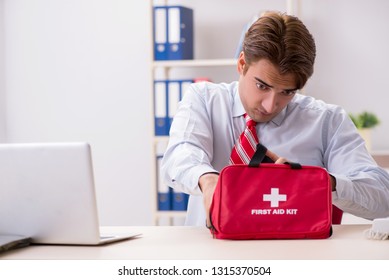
[0,142,140,245]
[0,234,31,253]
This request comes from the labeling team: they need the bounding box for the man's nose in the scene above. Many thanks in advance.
[262,92,277,114]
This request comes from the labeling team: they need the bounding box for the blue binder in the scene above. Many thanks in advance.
[171,189,189,211]
[154,79,193,136]
[156,155,171,210]
[153,6,168,60]
[153,6,194,60]
[154,81,169,136]
[167,79,193,129]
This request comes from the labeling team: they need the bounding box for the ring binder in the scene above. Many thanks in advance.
[153,6,194,60]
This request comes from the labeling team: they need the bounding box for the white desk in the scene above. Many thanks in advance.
[1,225,388,260]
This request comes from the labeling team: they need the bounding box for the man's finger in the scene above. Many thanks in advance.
[265,149,279,162]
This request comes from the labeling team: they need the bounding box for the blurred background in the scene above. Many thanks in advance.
[0,0,388,225]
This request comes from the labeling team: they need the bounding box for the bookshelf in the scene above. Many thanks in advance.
[151,59,237,226]
[150,0,300,225]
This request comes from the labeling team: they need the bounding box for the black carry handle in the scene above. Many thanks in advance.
[248,143,274,167]
[248,143,302,169]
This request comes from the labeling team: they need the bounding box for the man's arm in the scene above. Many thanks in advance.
[161,84,218,196]
[325,107,389,219]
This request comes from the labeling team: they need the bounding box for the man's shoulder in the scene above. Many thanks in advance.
[291,93,341,113]
[287,94,348,127]
[191,81,237,93]
[188,81,238,105]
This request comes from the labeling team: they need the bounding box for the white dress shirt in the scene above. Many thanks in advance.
[161,81,389,226]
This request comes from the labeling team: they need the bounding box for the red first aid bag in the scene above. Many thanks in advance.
[209,144,334,240]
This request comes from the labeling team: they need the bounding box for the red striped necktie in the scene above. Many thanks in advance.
[229,113,259,164]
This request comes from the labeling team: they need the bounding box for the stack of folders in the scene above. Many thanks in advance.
[156,155,189,211]
[153,5,194,60]
[154,79,193,136]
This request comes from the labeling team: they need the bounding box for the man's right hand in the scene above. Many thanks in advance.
[198,149,285,228]
[198,172,219,228]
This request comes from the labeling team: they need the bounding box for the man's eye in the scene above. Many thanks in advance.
[256,83,268,91]
[282,90,297,96]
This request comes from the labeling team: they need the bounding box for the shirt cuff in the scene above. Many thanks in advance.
[330,173,353,202]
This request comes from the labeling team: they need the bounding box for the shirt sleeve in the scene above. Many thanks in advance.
[161,84,218,196]
[324,107,389,220]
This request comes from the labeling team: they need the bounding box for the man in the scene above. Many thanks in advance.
[161,11,389,226]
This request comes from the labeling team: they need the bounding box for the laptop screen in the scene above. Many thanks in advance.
[0,142,102,244]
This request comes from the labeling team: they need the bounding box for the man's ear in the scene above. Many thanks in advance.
[237,51,246,74]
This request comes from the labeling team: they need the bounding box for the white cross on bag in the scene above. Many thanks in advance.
[263,188,287,207]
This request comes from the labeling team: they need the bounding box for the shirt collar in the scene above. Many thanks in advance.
[232,87,245,117]
[271,107,287,126]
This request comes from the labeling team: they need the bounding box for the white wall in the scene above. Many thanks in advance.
[3,0,153,225]
[300,0,389,150]
[1,0,389,226]
[0,0,5,142]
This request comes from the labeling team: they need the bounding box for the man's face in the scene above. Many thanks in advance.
[238,54,298,123]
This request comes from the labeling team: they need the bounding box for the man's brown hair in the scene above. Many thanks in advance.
[243,11,316,89]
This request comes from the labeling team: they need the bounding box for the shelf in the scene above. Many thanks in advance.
[154,136,170,142]
[153,58,237,68]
